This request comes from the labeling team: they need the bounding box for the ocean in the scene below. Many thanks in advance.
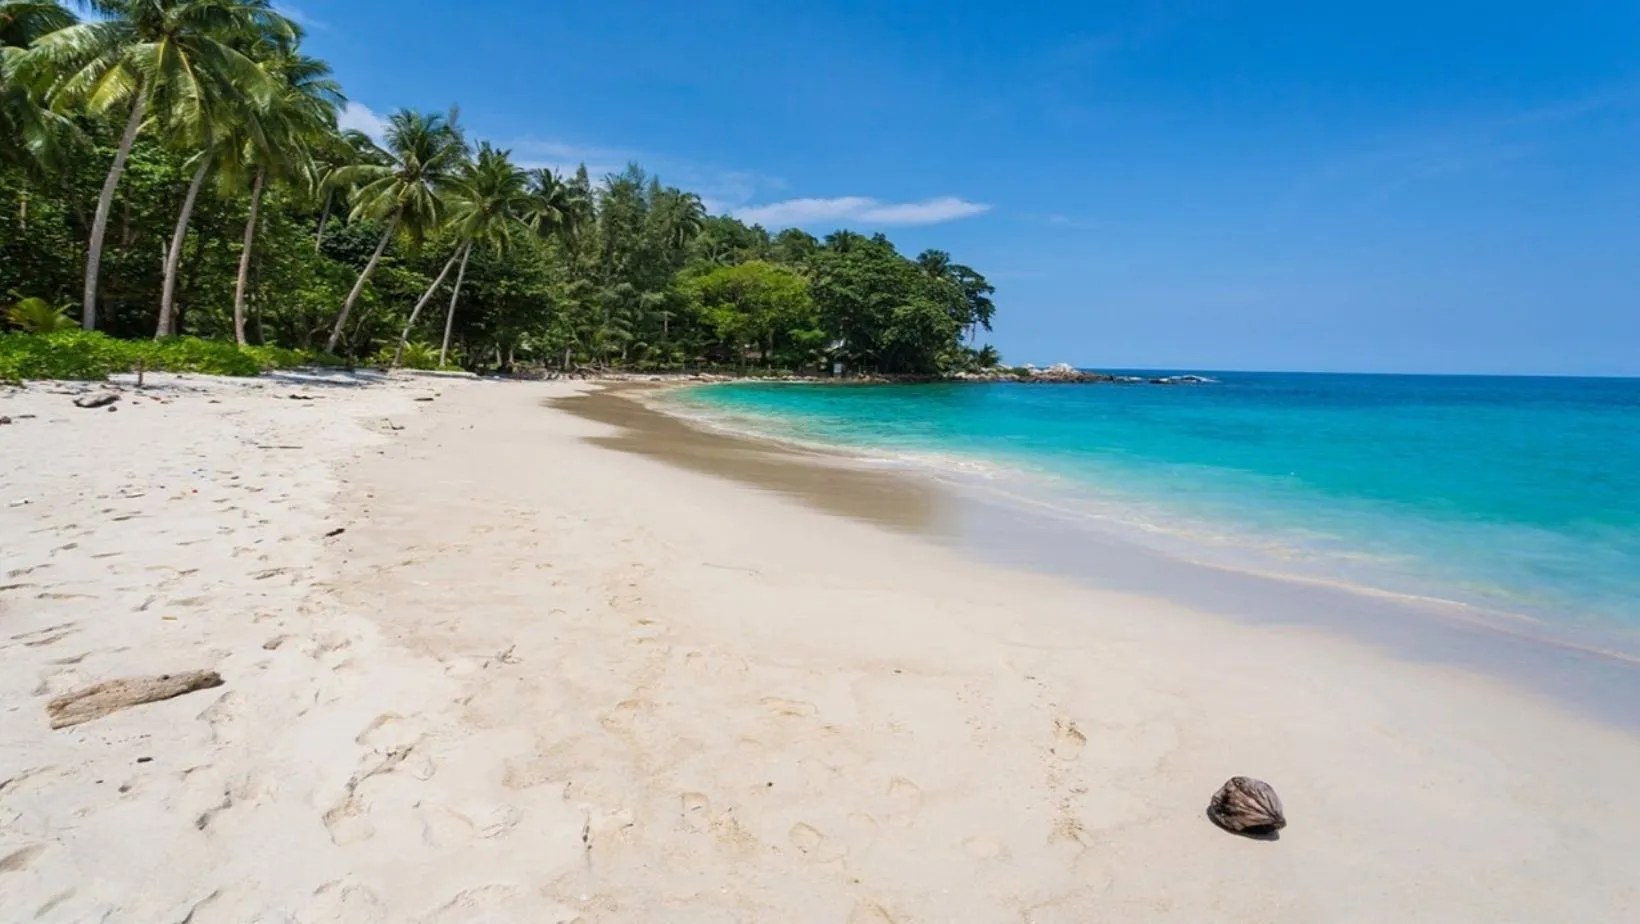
[668,372,1640,649]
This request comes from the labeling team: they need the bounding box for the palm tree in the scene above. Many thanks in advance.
[654,189,705,251]
[21,0,289,330]
[391,143,531,366]
[915,249,952,281]
[0,0,79,175]
[229,36,341,344]
[156,145,216,337]
[311,128,379,252]
[524,167,588,242]
[324,107,465,354]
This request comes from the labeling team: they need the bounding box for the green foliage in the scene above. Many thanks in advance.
[0,330,328,383]
[371,341,442,370]
[1,2,1000,376]
[684,261,817,368]
[5,295,77,332]
[0,329,131,381]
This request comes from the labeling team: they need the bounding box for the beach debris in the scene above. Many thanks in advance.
[73,393,120,409]
[0,416,12,425]
[1208,776,1286,837]
[47,670,224,729]
[323,527,346,538]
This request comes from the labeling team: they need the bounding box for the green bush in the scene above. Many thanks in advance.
[0,330,130,381]
[0,331,341,384]
[241,344,344,370]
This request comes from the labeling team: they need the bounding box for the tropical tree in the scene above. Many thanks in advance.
[21,0,290,329]
[524,167,587,241]
[684,260,816,369]
[312,127,379,251]
[0,0,79,174]
[324,107,465,354]
[400,143,532,365]
[229,34,341,344]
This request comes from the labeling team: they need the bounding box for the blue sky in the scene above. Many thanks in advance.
[288,0,1640,375]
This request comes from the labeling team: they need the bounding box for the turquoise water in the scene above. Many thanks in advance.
[672,374,1640,634]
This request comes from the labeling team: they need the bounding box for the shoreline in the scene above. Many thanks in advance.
[570,384,1640,732]
[5,373,1640,920]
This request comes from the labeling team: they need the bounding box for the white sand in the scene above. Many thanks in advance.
[3,374,1639,923]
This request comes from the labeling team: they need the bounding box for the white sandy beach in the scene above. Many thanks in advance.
[3,373,1640,922]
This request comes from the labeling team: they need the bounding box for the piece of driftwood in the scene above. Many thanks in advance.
[1208,776,1286,837]
[73,393,120,409]
[47,670,224,729]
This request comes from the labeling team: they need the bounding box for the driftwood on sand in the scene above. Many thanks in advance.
[73,393,121,409]
[1208,776,1286,837]
[47,670,224,729]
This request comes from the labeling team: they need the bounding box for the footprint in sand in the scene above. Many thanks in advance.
[886,776,923,829]
[323,794,374,846]
[963,835,1008,859]
[297,881,384,924]
[1051,718,1086,761]
[199,691,247,745]
[761,697,818,718]
[788,822,847,862]
[598,698,652,736]
[356,713,424,751]
[679,791,711,832]
[422,885,523,924]
[420,806,477,847]
[322,745,417,846]
[849,902,899,924]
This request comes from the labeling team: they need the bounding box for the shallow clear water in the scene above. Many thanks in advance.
[671,373,1640,634]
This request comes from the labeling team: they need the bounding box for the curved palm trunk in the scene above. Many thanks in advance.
[314,189,333,252]
[232,167,267,346]
[326,210,400,354]
[157,158,210,339]
[83,93,147,329]
[393,240,466,366]
[438,242,473,367]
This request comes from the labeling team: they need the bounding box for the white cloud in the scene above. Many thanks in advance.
[337,102,388,143]
[734,195,991,229]
[276,4,328,31]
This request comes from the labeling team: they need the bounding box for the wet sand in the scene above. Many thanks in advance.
[553,384,949,533]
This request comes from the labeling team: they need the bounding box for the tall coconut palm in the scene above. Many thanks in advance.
[156,64,251,337]
[21,0,290,330]
[228,36,340,344]
[390,143,530,366]
[324,107,465,354]
[155,146,215,337]
[392,159,583,366]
